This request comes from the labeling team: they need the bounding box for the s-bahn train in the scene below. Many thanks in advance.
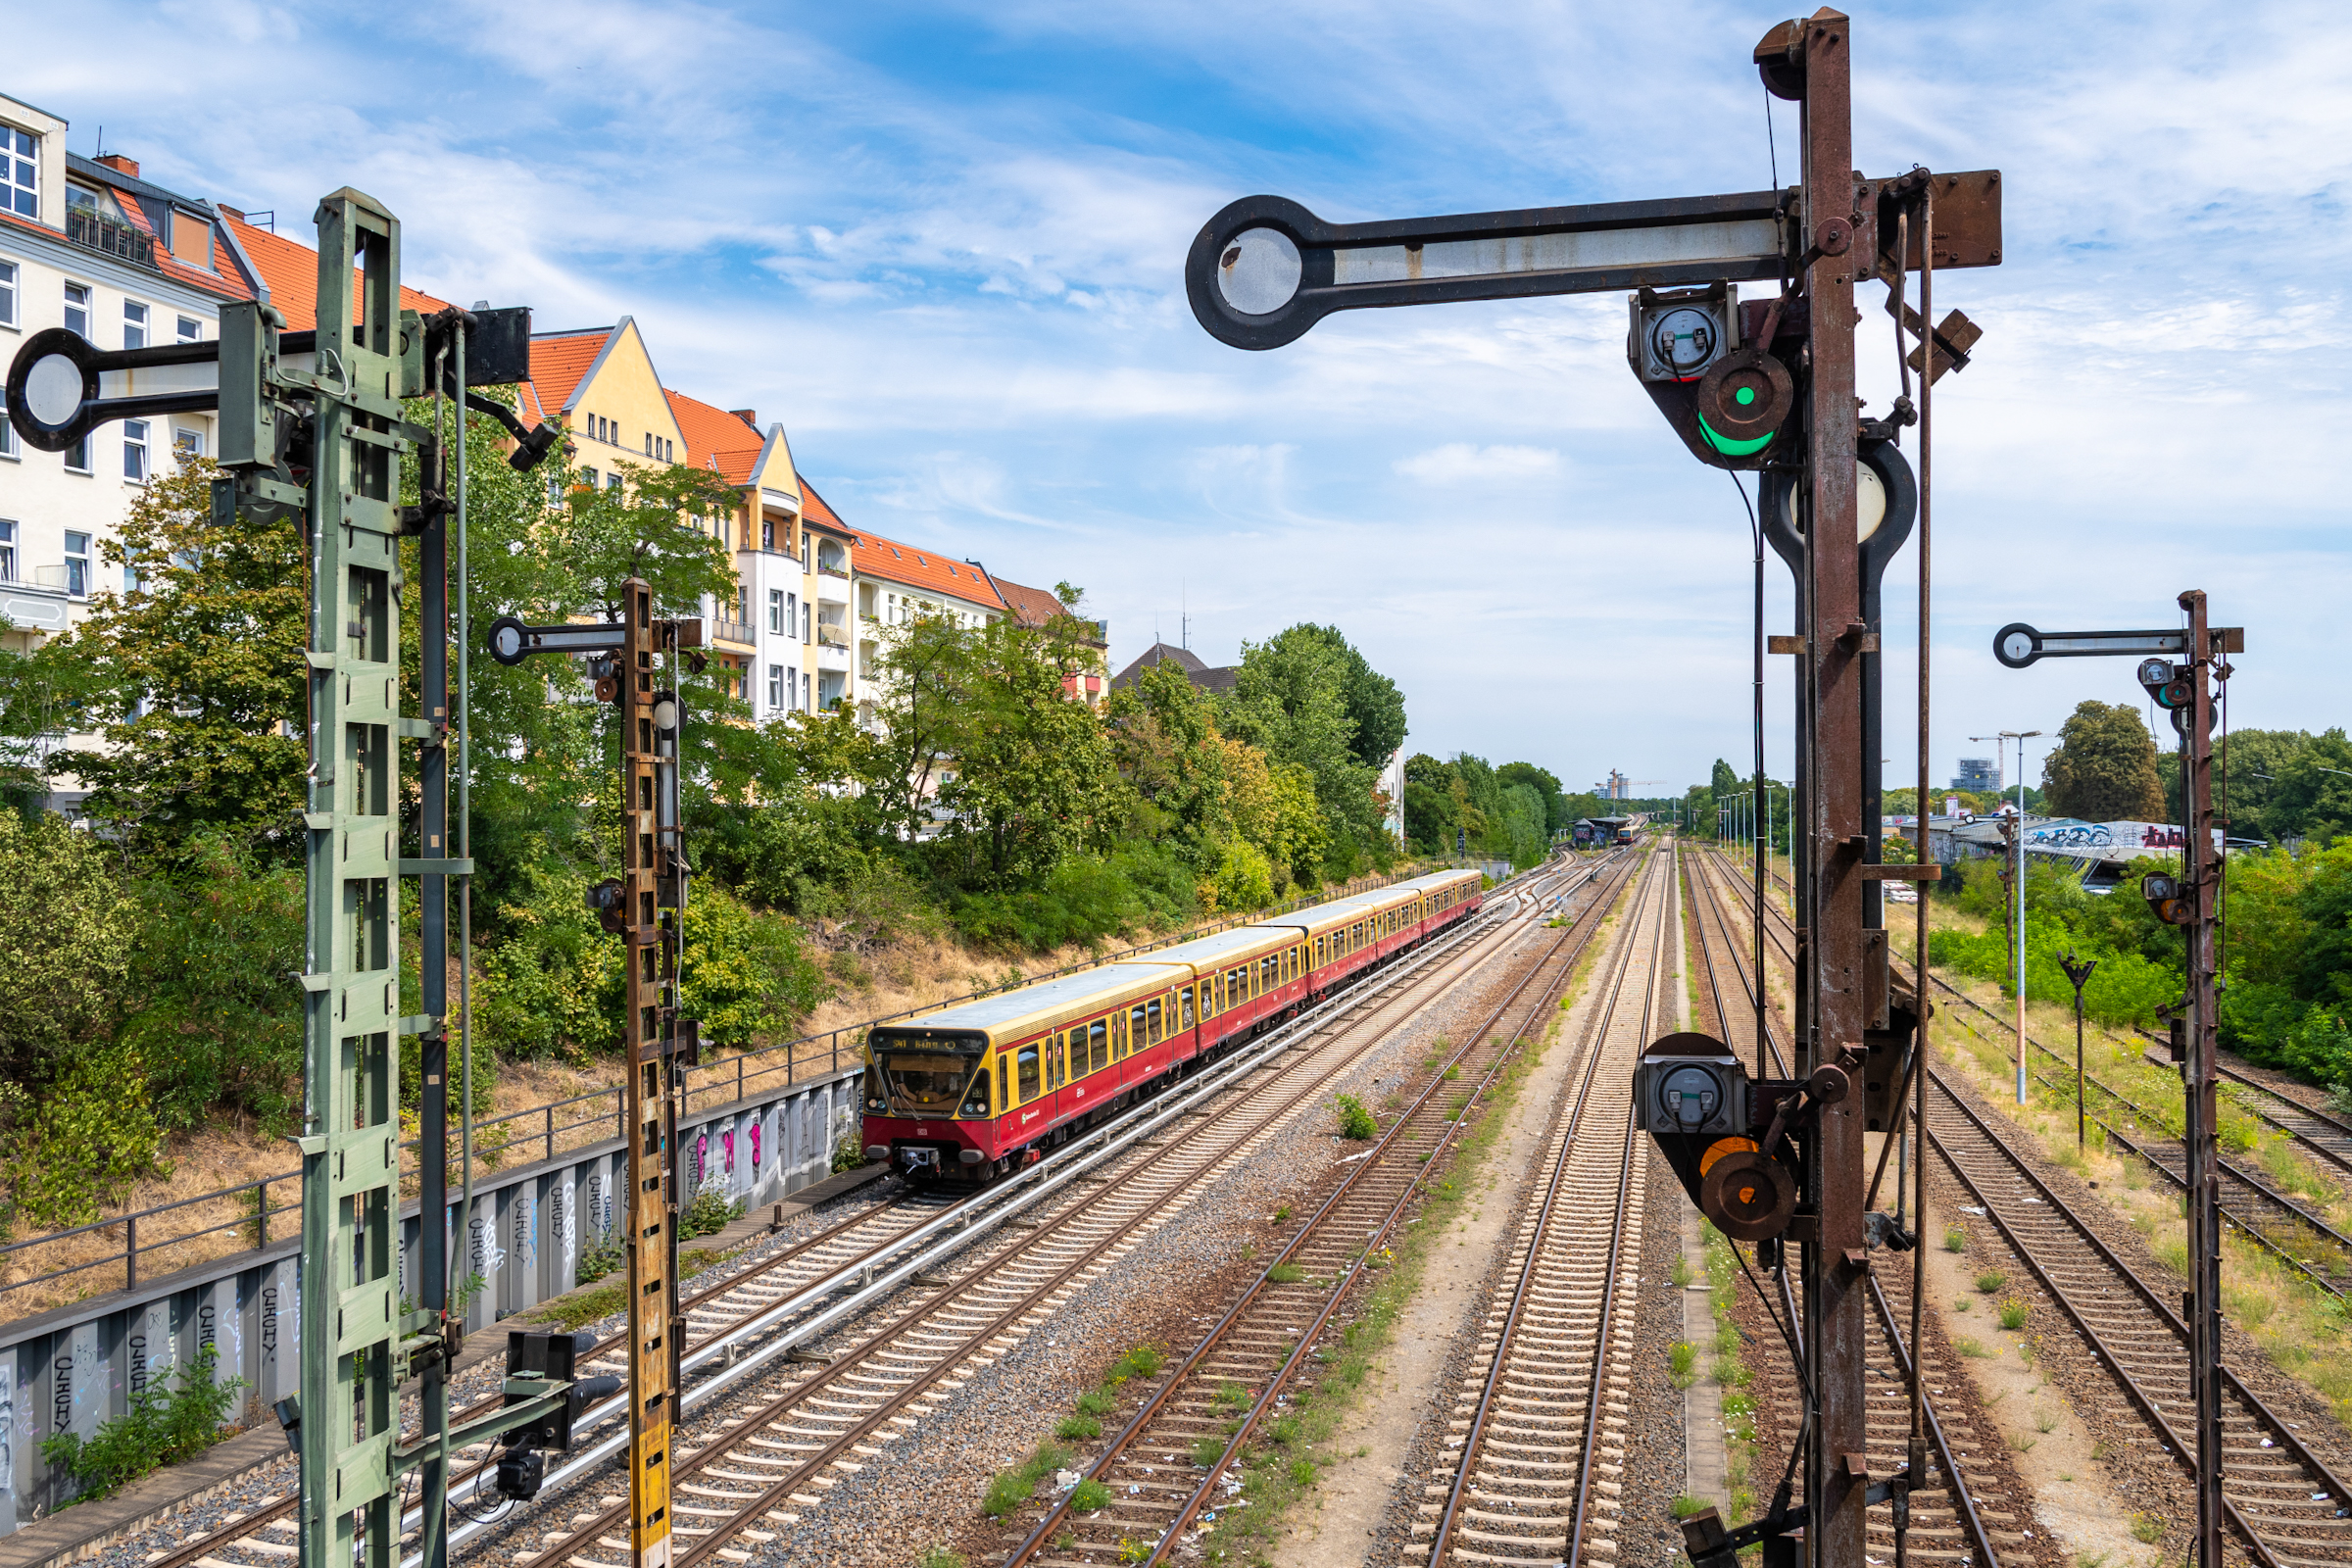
[860,869,1487,1184]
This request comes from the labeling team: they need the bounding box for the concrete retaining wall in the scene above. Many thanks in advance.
[0,1065,861,1531]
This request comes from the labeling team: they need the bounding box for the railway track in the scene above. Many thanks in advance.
[154,856,1613,1568]
[988,845,1660,1568]
[1414,842,1671,1566]
[1928,1071,2352,1568]
[451,853,1642,1568]
[1683,844,1791,1074]
[1683,845,2007,1568]
[1693,841,2352,1562]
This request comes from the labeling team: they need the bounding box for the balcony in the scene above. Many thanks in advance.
[813,570,851,605]
[816,642,852,673]
[814,622,851,650]
[67,207,159,271]
[708,615,757,650]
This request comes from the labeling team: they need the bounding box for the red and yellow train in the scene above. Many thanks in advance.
[860,868,1487,1183]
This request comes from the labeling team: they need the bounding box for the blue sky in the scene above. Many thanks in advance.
[17,1,2349,798]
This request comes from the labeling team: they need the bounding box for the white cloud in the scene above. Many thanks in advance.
[1393,444,1562,483]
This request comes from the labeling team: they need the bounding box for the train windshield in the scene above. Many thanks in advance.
[870,1030,989,1116]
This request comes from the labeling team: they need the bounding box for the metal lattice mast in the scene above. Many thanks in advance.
[296,188,411,1568]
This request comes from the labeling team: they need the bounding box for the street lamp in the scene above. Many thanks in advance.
[1971,729,2046,1104]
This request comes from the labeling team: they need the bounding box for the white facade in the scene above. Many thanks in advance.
[0,95,242,662]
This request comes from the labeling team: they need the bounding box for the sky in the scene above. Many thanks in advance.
[12,1,2349,800]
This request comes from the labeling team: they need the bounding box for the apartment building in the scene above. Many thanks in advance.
[849,524,1006,729]
[0,94,257,662]
[992,573,1109,708]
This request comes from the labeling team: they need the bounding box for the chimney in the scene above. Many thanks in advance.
[96,153,140,178]
[730,409,757,426]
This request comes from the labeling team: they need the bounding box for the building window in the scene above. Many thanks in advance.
[2,126,32,218]
[65,434,90,472]
[122,418,148,481]
[802,672,810,711]
[0,389,16,460]
[767,588,784,634]
[173,426,203,463]
[802,603,810,643]
[0,520,15,582]
[64,531,89,597]
[122,300,148,350]
[760,517,774,552]
[64,282,91,339]
[737,586,750,626]
[176,315,199,342]
[0,259,17,327]
[604,471,621,492]
[767,664,783,710]
[580,466,597,488]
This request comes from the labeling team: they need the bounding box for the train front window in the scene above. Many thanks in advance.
[872,1040,988,1117]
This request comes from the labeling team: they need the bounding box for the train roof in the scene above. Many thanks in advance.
[870,960,1193,1046]
[866,870,1485,1048]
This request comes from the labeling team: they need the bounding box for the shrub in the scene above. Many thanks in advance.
[1070,1478,1112,1513]
[1998,1298,2030,1331]
[42,1347,242,1503]
[1075,1390,1117,1416]
[1975,1270,2005,1293]
[1056,1414,1102,1440]
[1191,1436,1226,1467]
[1108,1345,1163,1381]
[1669,1342,1697,1388]
[1335,1094,1378,1140]
[679,1182,745,1241]
[1943,1226,1968,1253]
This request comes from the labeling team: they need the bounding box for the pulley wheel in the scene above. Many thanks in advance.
[1700,1150,1798,1243]
[1696,348,1794,446]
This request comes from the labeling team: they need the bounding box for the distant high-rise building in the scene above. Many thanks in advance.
[1604,769,1631,801]
[1952,757,2001,794]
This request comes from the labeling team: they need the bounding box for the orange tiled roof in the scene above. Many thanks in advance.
[221,211,448,323]
[662,387,762,478]
[800,479,850,534]
[991,575,1074,629]
[851,523,1008,610]
[524,327,612,419]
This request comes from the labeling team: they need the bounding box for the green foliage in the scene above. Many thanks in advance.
[41,1347,241,1503]
[1069,1478,1112,1512]
[1107,1344,1164,1380]
[2041,701,2165,822]
[1222,625,1394,877]
[679,884,829,1051]
[1056,1413,1103,1440]
[45,461,308,865]
[472,849,625,1062]
[981,1441,1072,1517]
[1267,1261,1303,1284]
[679,1182,745,1241]
[576,1232,624,1285]
[1944,1226,1968,1253]
[1334,1094,1378,1140]
[1075,1390,1117,1416]
[1998,1297,2030,1330]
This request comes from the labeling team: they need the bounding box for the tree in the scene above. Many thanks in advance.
[44,461,308,864]
[1286,624,1406,770]
[1496,761,1566,835]
[1711,759,1743,797]
[1222,626,1387,875]
[2041,701,2165,822]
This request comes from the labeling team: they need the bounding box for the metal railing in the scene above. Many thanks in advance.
[708,615,757,647]
[0,862,1443,1314]
[67,206,160,270]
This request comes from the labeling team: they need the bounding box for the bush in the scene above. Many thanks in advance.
[1335,1094,1378,1140]
[1070,1478,1112,1512]
[6,1043,169,1231]
[680,884,830,1052]
[473,849,625,1062]
[42,1347,242,1503]
[1943,1226,1968,1253]
[1107,1344,1164,1381]
[1057,1413,1102,1440]
[679,1182,744,1241]
[1998,1298,2030,1331]
[1975,1269,2006,1293]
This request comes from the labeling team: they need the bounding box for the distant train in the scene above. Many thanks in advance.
[860,869,1487,1184]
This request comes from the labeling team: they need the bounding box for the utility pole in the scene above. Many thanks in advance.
[1973,728,2041,1102]
[1992,606,2240,1568]
[1183,18,1998,1564]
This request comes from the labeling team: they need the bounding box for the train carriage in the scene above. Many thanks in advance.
[861,866,1489,1184]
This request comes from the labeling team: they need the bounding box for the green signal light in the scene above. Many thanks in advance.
[1735,386,1757,407]
[1698,415,1775,457]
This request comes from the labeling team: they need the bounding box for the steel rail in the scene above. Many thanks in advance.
[995,849,1650,1567]
[167,859,1598,1568]
[1686,845,1792,1075]
[1428,845,1669,1567]
[468,854,1633,1568]
[1688,845,1998,1568]
[1927,1069,2352,1566]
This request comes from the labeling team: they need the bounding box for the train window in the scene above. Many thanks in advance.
[1147,998,1163,1044]
[1017,1046,1041,1102]
[1181,987,1196,1031]
[1129,1004,1147,1050]
[1114,1010,1129,1057]
[1047,1037,1065,1091]
[1088,1018,1108,1073]
[997,1057,1010,1114]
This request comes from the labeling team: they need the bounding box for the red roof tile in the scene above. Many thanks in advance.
[991,575,1073,628]
[851,523,1008,610]
[800,479,850,534]
[525,328,611,418]
[662,387,761,473]
[221,211,447,324]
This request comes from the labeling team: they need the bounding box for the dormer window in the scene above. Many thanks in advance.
[4,126,34,219]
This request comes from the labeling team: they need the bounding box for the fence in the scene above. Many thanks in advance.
[0,862,1437,1316]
